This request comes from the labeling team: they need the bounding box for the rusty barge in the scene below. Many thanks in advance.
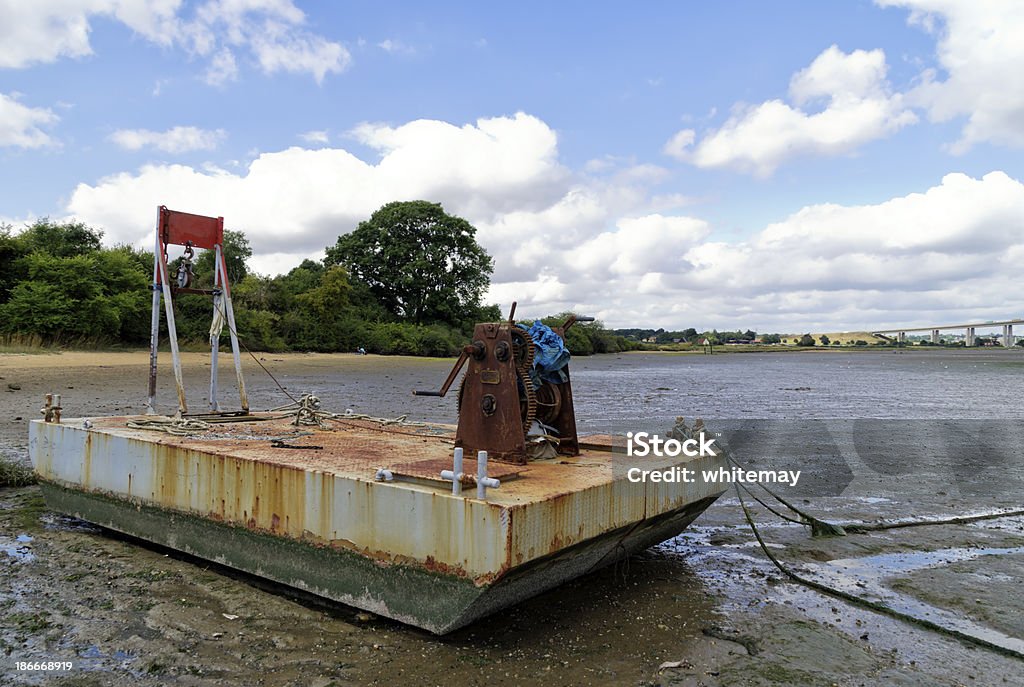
[29,207,728,634]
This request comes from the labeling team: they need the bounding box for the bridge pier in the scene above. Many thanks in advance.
[871,320,1023,347]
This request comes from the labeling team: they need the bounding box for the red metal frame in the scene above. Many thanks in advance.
[148,206,247,417]
[158,206,224,252]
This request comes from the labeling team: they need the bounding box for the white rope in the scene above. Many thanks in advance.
[126,417,212,436]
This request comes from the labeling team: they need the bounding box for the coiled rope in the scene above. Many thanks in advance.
[126,417,212,435]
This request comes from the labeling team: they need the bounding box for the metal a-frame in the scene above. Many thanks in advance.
[146,205,248,416]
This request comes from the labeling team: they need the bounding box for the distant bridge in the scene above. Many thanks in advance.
[872,319,1024,346]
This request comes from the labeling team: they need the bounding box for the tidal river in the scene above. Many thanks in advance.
[2,348,1023,686]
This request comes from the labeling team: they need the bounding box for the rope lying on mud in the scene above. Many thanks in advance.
[734,483,1024,661]
[727,452,1024,536]
[841,509,1024,533]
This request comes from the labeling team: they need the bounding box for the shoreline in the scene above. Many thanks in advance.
[2,350,1024,685]
[3,343,1019,371]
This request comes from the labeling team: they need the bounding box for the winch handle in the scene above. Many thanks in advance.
[562,314,595,331]
[412,343,480,397]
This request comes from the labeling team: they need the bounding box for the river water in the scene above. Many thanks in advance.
[3,348,1023,685]
[295,347,1024,427]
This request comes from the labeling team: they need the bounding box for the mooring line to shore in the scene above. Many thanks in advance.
[725,452,1024,536]
[221,318,302,406]
[733,483,1024,661]
[840,509,1024,533]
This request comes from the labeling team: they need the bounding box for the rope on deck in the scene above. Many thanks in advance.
[126,417,212,435]
[267,395,431,429]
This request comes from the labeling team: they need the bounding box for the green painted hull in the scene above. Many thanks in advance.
[39,481,717,634]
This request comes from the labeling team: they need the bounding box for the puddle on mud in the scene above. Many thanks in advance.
[657,505,1024,659]
[799,545,1024,656]
[1,533,34,561]
[817,545,1024,580]
[41,512,102,533]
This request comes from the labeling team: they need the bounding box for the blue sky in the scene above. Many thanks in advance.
[2,1,1023,331]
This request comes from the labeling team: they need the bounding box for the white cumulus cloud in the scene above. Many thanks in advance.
[109,126,226,153]
[666,46,917,176]
[0,0,349,83]
[877,0,1024,153]
[299,130,329,144]
[0,92,59,148]
[58,112,1024,331]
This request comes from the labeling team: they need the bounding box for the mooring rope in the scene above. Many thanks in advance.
[126,417,212,435]
[725,451,1024,536]
[734,483,1024,661]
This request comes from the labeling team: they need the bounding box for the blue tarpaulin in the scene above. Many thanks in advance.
[520,321,570,387]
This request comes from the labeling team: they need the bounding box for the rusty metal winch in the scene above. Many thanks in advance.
[414,303,593,464]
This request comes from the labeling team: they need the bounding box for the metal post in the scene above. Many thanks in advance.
[209,244,222,411]
[157,250,188,416]
[477,450,488,499]
[452,447,463,496]
[146,224,162,414]
[218,251,249,412]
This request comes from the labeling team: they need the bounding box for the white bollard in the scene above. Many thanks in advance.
[452,447,463,496]
[476,450,500,500]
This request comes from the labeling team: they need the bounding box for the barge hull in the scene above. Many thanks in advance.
[30,416,727,634]
[39,481,717,633]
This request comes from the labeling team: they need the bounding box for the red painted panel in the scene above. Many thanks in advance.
[159,206,223,249]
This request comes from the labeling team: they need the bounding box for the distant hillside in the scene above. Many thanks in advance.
[779,331,888,345]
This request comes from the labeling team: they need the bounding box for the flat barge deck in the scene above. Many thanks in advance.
[30,414,727,634]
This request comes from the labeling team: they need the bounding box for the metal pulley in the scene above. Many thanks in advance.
[176,242,195,289]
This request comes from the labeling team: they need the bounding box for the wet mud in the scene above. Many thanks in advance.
[2,350,1024,685]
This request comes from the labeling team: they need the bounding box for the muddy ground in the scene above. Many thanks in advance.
[1,351,1023,686]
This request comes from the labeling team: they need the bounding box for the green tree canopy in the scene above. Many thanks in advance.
[325,201,493,326]
[193,229,252,286]
[15,219,103,258]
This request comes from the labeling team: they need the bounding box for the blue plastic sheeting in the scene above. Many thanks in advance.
[520,321,570,386]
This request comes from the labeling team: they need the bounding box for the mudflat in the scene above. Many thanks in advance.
[2,351,1023,686]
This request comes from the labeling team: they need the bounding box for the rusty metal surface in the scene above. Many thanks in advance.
[455,323,529,463]
[389,457,526,484]
[30,414,728,585]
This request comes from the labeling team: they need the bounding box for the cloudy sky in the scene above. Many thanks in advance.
[2,1,1023,332]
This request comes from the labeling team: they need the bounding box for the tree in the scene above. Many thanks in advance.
[819,334,830,346]
[761,333,782,344]
[325,201,493,326]
[193,229,252,286]
[797,333,816,347]
[16,219,103,258]
[0,250,148,341]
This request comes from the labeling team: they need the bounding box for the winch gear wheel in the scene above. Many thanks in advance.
[510,328,534,371]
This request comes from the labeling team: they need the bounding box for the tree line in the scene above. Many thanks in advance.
[0,201,639,357]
